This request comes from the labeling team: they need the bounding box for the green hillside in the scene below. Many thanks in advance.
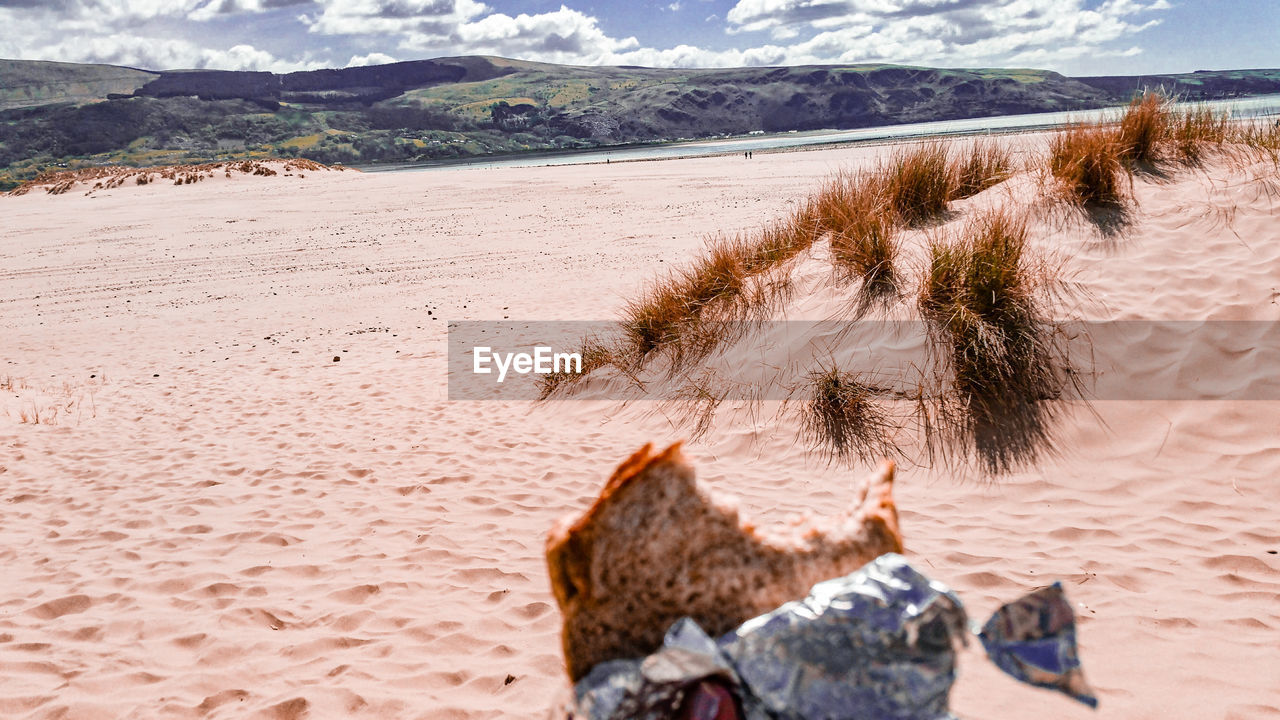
[0,59,155,111]
[2,55,1278,190]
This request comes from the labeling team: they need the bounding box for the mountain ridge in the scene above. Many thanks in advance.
[2,56,1278,189]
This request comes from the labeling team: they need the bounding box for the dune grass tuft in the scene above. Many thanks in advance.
[742,205,823,272]
[1049,123,1127,205]
[543,133,1106,474]
[1047,91,1260,206]
[619,239,746,358]
[1117,92,1173,166]
[1170,104,1231,165]
[619,208,814,365]
[920,207,1042,391]
[536,336,618,399]
[814,171,900,305]
[1239,118,1280,163]
[801,363,894,463]
[950,138,1014,200]
[615,136,1027,366]
[919,207,1037,375]
[882,141,953,226]
[918,206,1073,472]
[1115,91,1235,168]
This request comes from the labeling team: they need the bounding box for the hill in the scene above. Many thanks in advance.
[0,59,156,112]
[2,55,1279,189]
[1074,68,1280,100]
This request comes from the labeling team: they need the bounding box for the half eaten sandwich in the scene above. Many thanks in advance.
[546,442,904,680]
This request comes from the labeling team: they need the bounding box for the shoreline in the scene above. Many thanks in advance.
[355,92,1280,174]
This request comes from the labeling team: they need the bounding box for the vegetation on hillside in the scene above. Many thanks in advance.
[2,56,1278,191]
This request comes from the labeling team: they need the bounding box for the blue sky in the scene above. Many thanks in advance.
[0,0,1275,76]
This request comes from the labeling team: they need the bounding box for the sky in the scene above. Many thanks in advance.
[0,0,1276,76]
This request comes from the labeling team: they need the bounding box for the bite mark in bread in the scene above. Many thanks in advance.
[546,442,903,680]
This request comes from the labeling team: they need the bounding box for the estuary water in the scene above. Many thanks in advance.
[360,93,1280,173]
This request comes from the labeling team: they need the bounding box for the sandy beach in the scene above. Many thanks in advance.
[2,138,1279,720]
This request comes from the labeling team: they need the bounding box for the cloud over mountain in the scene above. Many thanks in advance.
[0,0,1181,72]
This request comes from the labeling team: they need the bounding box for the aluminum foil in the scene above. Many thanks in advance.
[567,553,1096,720]
[977,582,1098,708]
[571,618,743,720]
[721,553,967,720]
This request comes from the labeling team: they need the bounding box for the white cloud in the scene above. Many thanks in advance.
[347,51,399,66]
[299,0,1168,70]
[0,0,318,71]
[305,0,488,36]
[14,33,320,71]
[0,0,1172,73]
[446,6,639,62]
[190,0,313,21]
[726,0,858,35]
[300,2,778,68]
[719,0,1169,67]
[608,43,790,68]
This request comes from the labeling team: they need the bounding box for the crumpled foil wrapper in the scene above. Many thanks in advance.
[566,553,1096,720]
[571,618,744,720]
[978,582,1098,708]
[721,553,966,720]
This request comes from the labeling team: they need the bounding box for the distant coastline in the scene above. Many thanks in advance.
[356,93,1280,173]
[4,56,1280,189]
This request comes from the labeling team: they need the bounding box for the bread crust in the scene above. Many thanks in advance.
[546,442,904,680]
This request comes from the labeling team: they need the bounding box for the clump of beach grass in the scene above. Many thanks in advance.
[800,363,894,464]
[537,336,618,399]
[1045,91,1266,210]
[1170,104,1231,165]
[919,207,1040,384]
[742,204,824,271]
[918,206,1075,473]
[950,138,1014,199]
[883,141,953,226]
[1117,92,1174,166]
[619,205,815,367]
[1115,90,1235,169]
[613,136,1029,367]
[8,375,99,426]
[1239,118,1280,164]
[619,239,746,359]
[815,171,900,307]
[1049,122,1127,206]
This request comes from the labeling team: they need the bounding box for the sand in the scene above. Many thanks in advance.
[1,144,1278,719]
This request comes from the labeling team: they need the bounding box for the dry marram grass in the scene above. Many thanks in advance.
[800,364,895,464]
[951,138,1015,200]
[7,159,341,197]
[1049,123,1127,206]
[918,206,1078,472]
[535,123,1280,472]
[882,141,953,226]
[816,171,900,306]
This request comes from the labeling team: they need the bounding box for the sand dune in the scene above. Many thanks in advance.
[6,159,343,198]
[1,137,1278,718]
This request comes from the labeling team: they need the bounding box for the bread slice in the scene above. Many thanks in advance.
[546,442,903,680]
